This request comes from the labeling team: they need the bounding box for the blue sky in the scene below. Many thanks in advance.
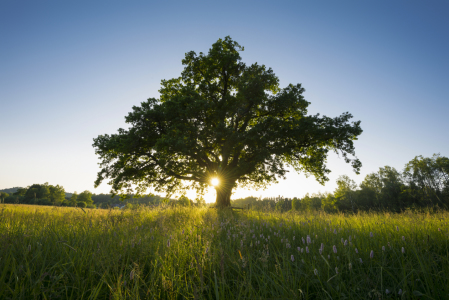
[1,0,448,202]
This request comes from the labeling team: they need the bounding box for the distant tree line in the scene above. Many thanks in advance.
[2,154,447,212]
[0,183,96,208]
[92,193,167,208]
[0,185,201,209]
[232,154,449,212]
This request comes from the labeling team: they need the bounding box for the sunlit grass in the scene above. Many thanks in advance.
[1,204,448,299]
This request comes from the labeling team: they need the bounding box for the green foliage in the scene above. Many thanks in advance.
[298,193,322,211]
[77,201,87,208]
[0,192,8,203]
[319,154,449,212]
[321,193,337,212]
[275,198,292,212]
[25,184,50,202]
[0,183,67,205]
[36,198,52,206]
[160,198,170,205]
[78,190,93,205]
[243,197,276,211]
[195,197,206,207]
[69,192,78,206]
[177,195,191,207]
[99,202,110,209]
[3,195,22,204]
[231,196,258,208]
[291,197,301,211]
[93,36,362,207]
[404,153,449,207]
[90,193,165,207]
[13,188,27,197]
[48,184,65,204]
[334,175,357,211]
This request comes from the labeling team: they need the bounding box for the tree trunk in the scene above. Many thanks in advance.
[215,181,234,208]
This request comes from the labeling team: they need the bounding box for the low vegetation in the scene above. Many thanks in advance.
[233,153,449,213]
[1,204,448,299]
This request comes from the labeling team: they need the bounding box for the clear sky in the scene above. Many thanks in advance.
[1,0,448,203]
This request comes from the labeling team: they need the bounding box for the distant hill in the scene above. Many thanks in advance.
[0,187,23,194]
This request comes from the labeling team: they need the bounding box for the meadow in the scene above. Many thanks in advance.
[1,204,448,299]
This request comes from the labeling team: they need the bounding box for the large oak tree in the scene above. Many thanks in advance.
[93,37,362,208]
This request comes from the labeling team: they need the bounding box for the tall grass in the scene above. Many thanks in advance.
[1,204,448,299]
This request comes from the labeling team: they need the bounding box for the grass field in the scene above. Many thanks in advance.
[1,204,448,299]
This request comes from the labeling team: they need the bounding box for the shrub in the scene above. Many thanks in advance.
[61,200,70,206]
[178,195,191,207]
[77,201,87,208]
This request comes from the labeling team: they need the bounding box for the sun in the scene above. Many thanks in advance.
[211,178,219,186]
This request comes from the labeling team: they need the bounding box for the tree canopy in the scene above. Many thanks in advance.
[93,36,363,207]
[78,190,94,205]
[4,183,67,205]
